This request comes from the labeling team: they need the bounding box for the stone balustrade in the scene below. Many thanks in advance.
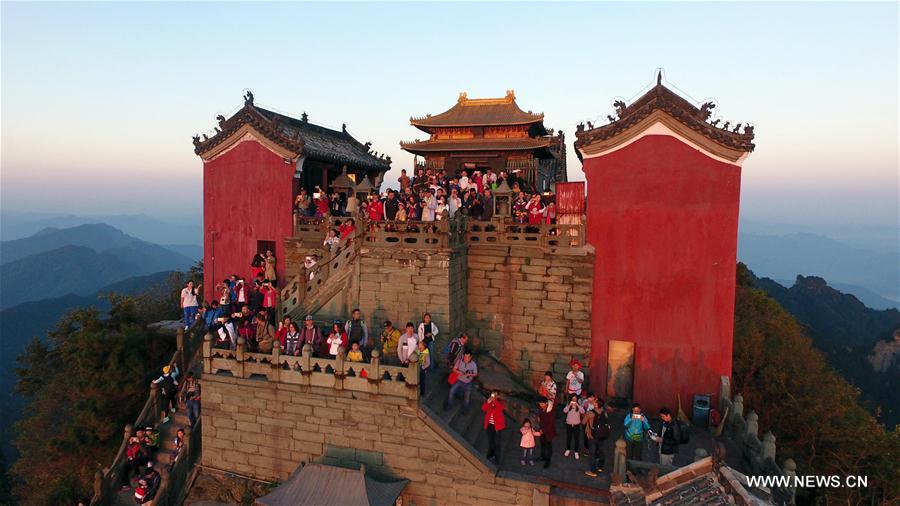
[203,335,420,401]
[467,219,586,250]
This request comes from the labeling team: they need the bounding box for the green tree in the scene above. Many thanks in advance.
[733,264,898,504]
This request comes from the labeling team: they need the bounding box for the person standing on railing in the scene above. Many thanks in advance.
[180,280,201,330]
[417,313,439,370]
[181,371,201,426]
[153,364,180,424]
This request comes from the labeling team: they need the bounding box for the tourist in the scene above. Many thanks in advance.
[327,321,348,358]
[526,194,545,224]
[275,315,292,349]
[237,311,256,350]
[323,229,340,254]
[395,201,407,223]
[445,351,477,413]
[566,359,585,397]
[314,187,330,217]
[482,189,494,221]
[416,339,430,396]
[170,428,186,465]
[204,300,223,331]
[284,321,303,356]
[295,187,312,217]
[299,315,323,354]
[153,364,179,424]
[345,191,360,217]
[368,193,384,222]
[563,395,585,459]
[119,436,148,491]
[339,218,356,240]
[580,392,598,455]
[538,371,557,408]
[417,313,439,370]
[347,342,364,362]
[330,190,344,216]
[481,391,506,465]
[458,170,470,191]
[181,371,201,426]
[384,190,400,221]
[397,322,419,365]
[255,313,276,353]
[233,277,248,311]
[583,400,611,477]
[519,418,541,466]
[140,462,161,503]
[304,255,319,281]
[380,321,401,364]
[217,315,238,350]
[512,193,528,223]
[421,191,436,222]
[468,190,484,220]
[448,188,461,217]
[435,195,448,219]
[445,333,468,370]
[399,169,410,191]
[650,407,681,466]
[260,280,277,324]
[263,250,276,285]
[624,403,651,461]
[180,280,201,330]
[344,308,369,349]
[250,253,266,281]
[544,201,557,224]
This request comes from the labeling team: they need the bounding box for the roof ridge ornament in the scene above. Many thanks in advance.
[506,89,516,101]
[458,92,468,103]
[657,70,662,86]
[301,112,308,123]
[243,90,254,107]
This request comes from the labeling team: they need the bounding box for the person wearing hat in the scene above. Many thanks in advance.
[299,315,323,355]
[380,320,401,364]
[566,359,585,397]
[152,364,179,424]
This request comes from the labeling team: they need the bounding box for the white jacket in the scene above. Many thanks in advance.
[397,332,419,363]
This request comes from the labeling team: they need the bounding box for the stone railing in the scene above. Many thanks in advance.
[364,213,467,249]
[280,226,363,319]
[203,336,420,400]
[151,417,202,506]
[293,215,352,241]
[467,218,585,250]
[91,324,205,505]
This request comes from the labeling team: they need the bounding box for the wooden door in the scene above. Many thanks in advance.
[607,340,635,403]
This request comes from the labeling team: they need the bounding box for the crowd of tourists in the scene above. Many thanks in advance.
[294,166,559,225]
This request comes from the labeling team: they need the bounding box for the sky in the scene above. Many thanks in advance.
[1,2,898,232]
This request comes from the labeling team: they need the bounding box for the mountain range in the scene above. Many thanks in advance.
[0,211,201,246]
[752,273,900,426]
[0,224,197,309]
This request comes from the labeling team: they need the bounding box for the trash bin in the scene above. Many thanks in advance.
[693,394,711,428]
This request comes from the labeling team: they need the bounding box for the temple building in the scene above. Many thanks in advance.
[400,90,567,192]
[575,73,755,413]
[192,92,390,301]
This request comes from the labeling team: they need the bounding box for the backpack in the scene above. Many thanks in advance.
[676,420,690,445]
[159,375,176,397]
[590,411,611,440]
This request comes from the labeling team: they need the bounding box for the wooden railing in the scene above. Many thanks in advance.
[204,336,420,400]
[91,323,205,505]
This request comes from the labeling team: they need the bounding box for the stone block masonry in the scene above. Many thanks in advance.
[202,373,550,505]
[466,244,595,389]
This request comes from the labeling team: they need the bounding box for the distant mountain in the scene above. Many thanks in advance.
[753,274,900,426]
[738,232,900,305]
[0,212,201,246]
[0,271,176,460]
[0,224,194,309]
[161,243,203,262]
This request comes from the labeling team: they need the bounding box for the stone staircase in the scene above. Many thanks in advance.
[281,231,362,321]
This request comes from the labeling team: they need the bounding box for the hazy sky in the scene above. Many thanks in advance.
[2,2,898,230]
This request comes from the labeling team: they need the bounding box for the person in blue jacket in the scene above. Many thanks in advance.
[623,403,651,461]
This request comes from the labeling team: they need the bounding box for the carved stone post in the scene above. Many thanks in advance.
[236,337,246,379]
[301,343,313,374]
[613,438,627,483]
[718,376,731,414]
[783,458,798,504]
[271,342,281,382]
[746,411,759,438]
[202,333,213,374]
[406,353,419,398]
[369,350,381,392]
[334,348,346,390]
[732,393,744,419]
[183,424,193,458]
[762,431,776,462]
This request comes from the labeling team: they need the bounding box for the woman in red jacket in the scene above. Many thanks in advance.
[482,391,506,465]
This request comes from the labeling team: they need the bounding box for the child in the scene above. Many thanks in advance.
[347,342,364,362]
[519,418,541,466]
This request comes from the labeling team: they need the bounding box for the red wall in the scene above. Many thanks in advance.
[202,140,295,302]
[584,134,741,413]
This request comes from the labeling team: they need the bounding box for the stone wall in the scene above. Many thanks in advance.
[201,374,550,505]
[355,245,467,354]
[466,244,595,389]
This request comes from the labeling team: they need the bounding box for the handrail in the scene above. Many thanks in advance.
[91,322,205,506]
[204,337,420,401]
